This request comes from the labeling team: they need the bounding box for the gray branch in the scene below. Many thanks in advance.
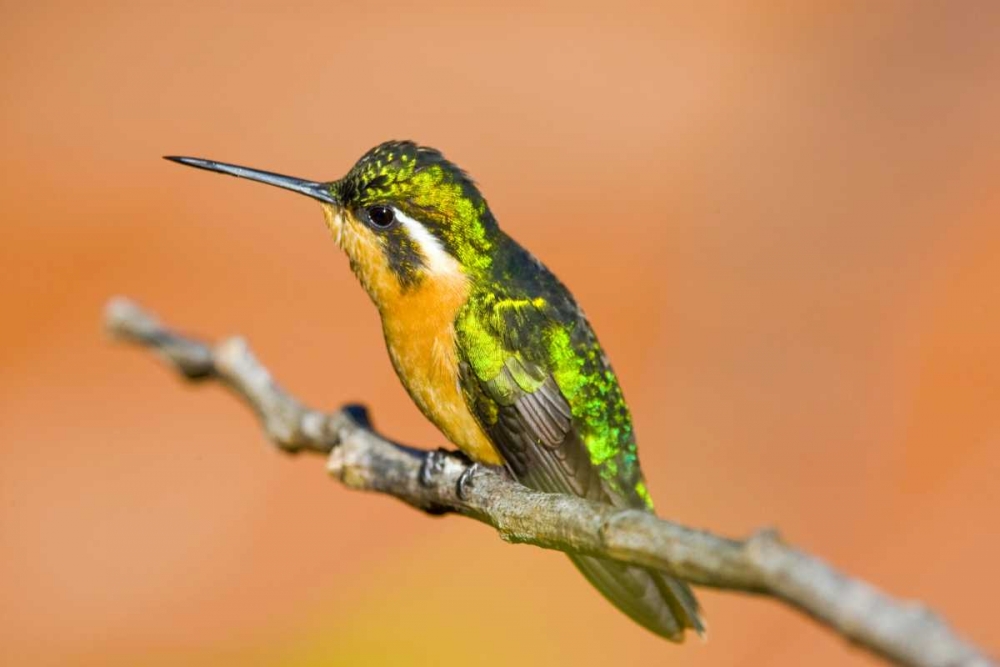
[104,297,995,667]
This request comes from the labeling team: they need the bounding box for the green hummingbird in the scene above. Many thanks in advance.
[166,141,704,641]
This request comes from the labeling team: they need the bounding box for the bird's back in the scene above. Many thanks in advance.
[455,235,704,640]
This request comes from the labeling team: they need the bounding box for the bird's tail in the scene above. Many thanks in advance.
[568,553,705,642]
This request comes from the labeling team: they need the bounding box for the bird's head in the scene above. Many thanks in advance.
[167,141,498,308]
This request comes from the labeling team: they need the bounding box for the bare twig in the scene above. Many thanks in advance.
[104,297,995,667]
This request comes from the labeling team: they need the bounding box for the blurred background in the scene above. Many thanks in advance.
[2,2,999,665]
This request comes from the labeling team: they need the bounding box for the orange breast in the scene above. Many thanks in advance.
[380,276,503,466]
[322,205,502,465]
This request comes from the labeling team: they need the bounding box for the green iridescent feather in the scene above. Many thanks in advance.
[337,142,495,275]
[454,254,650,508]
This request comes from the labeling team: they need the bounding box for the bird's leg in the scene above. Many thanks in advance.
[456,461,510,500]
[418,448,450,487]
[456,463,481,500]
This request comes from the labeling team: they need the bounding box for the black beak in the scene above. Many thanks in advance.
[164,156,337,204]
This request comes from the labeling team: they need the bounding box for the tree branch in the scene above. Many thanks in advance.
[104,297,995,667]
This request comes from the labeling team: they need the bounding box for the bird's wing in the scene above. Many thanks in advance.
[456,296,705,639]
[456,298,609,503]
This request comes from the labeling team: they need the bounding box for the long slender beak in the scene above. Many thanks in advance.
[164,156,337,204]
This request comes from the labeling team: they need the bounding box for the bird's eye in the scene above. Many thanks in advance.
[365,205,396,229]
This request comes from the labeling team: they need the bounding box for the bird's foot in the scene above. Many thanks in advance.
[456,463,481,501]
[419,448,449,487]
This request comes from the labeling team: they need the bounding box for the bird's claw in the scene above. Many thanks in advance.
[419,449,448,487]
[456,463,480,500]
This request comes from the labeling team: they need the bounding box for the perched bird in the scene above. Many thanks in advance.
[166,142,704,641]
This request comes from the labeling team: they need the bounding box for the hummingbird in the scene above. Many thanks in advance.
[165,141,704,641]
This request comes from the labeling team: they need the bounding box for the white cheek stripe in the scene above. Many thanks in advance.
[393,207,460,276]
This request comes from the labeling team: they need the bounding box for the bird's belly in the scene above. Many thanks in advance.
[382,312,503,466]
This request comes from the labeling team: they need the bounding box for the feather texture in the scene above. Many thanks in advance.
[455,239,704,640]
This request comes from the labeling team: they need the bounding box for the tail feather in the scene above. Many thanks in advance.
[569,554,704,642]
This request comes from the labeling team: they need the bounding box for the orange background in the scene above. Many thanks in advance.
[2,2,998,665]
